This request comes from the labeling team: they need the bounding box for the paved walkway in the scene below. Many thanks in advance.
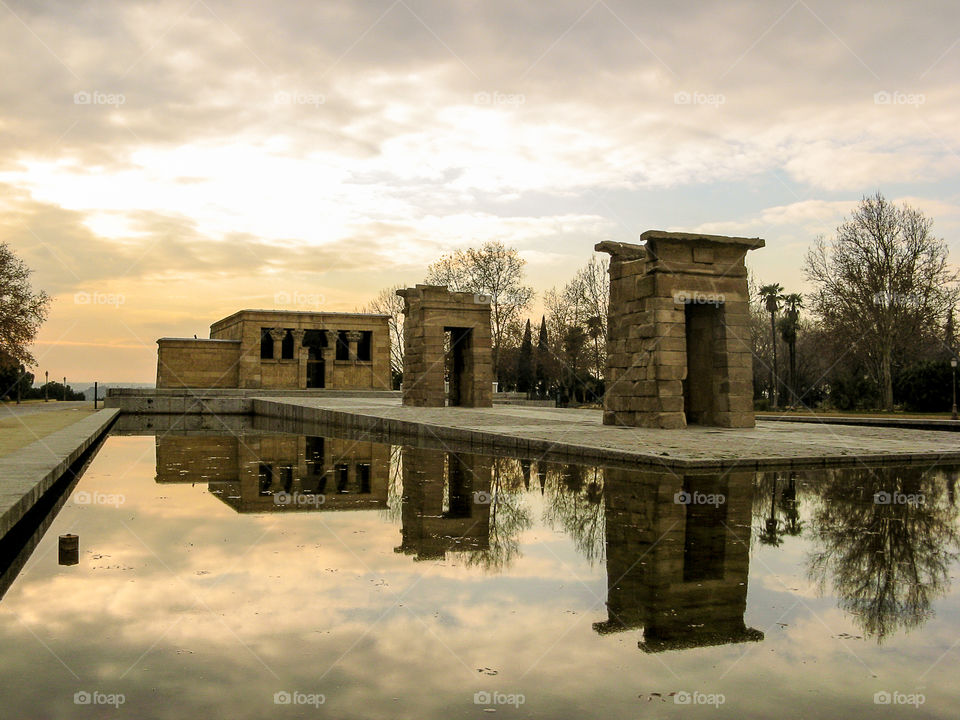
[0,408,119,537]
[0,401,91,418]
[255,397,960,469]
[0,405,96,458]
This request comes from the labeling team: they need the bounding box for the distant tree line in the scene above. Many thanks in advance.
[752,193,960,413]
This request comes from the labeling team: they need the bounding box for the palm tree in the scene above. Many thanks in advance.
[759,283,784,408]
[779,293,803,406]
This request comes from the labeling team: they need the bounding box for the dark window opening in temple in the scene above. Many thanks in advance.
[281,330,295,360]
[335,331,350,360]
[357,331,372,361]
[260,328,274,359]
[303,329,327,352]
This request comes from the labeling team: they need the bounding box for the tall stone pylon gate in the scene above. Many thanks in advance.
[597,231,764,429]
[397,285,493,407]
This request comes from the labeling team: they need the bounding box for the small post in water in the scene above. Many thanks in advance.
[59,534,79,566]
[94,382,98,410]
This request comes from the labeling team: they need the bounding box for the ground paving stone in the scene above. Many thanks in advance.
[254,397,960,470]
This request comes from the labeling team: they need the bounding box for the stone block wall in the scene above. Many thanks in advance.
[156,338,240,388]
[398,285,493,407]
[597,232,762,429]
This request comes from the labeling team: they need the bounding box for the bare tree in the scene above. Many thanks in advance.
[544,254,609,379]
[362,284,406,384]
[425,242,534,380]
[0,242,50,367]
[805,193,959,411]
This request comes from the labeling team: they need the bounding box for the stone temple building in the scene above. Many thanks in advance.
[156,310,391,390]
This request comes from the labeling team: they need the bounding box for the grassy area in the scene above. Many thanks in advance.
[758,407,956,419]
[0,407,97,458]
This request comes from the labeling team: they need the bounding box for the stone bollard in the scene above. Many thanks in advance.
[59,534,79,566]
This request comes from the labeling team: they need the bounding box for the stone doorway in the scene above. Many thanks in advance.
[305,330,327,388]
[306,356,325,388]
[683,303,722,425]
[446,327,474,406]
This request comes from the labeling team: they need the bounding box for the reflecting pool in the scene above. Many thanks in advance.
[1,419,958,718]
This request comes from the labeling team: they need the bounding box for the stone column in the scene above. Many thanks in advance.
[345,330,363,361]
[268,328,285,358]
[321,347,335,388]
[291,329,307,388]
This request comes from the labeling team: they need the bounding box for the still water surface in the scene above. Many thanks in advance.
[0,424,958,718]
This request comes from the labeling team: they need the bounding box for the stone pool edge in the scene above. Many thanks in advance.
[0,408,120,538]
[250,399,960,471]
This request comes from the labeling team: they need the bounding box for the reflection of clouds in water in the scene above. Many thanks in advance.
[4,434,960,716]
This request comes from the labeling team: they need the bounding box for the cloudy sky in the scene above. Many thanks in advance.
[3,0,959,383]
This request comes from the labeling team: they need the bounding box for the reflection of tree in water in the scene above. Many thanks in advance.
[458,457,532,572]
[540,463,606,566]
[753,472,805,547]
[807,466,960,642]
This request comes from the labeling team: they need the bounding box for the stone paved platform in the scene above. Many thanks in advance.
[252,397,960,470]
[0,408,119,538]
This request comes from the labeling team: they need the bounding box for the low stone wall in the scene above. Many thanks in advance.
[755,414,960,431]
[105,387,402,414]
[106,387,544,414]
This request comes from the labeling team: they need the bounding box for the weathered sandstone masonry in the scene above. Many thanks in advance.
[156,310,391,391]
[397,285,493,408]
[597,231,764,429]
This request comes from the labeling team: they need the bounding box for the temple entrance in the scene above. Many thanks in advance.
[683,303,722,425]
[445,327,475,406]
[306,356,325,388]
[305,329,327,388]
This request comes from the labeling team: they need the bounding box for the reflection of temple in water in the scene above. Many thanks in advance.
[594,468,763,652]
[155,433,389,512]
[395,447,491,560]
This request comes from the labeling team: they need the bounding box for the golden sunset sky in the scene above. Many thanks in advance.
[3,0,959,383]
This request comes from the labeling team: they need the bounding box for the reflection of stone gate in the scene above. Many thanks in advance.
[396,447,491,560]
[397,285,493,407]
[597,231,764,429]
[594,468,762,652]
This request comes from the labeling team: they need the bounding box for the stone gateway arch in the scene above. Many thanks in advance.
[397,285,494,408]
[597,230,764,429]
